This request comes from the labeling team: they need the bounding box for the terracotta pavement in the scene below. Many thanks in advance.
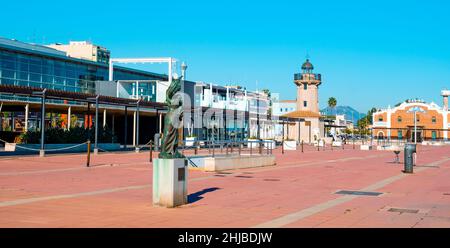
[0,144,449,227]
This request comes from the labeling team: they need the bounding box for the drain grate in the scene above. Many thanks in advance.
[388,208,419,214]
[335,190,383,196]
[235,175,253,178]
[263,178,280,181]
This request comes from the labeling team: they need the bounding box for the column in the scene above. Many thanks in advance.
[103,109,107,128]
[67,106,71,130]
[159,113,163,133]
[133,111,137,147]
[24,104,29,132]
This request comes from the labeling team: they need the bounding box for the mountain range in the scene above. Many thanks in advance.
[320,106,366,123]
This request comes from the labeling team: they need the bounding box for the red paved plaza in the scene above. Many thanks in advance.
[1,145,449,227]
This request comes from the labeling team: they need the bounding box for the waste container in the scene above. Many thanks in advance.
[404,143,416,173]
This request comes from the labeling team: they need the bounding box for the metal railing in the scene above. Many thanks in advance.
[177,139,275,158]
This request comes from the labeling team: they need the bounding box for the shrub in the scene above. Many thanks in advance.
[18,126,118,144]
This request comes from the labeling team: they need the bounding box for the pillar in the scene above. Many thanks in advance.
[103,109,107,128]
[67,106,71,130]
[159,113,163,133]
[133,111,137,147]
[24,104,29,132]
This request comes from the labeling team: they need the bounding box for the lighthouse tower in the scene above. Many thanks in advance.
[294,59,322,113]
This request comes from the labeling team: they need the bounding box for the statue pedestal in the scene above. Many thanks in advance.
[152,158,188,208]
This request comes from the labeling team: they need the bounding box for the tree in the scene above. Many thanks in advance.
[328,97,337,116]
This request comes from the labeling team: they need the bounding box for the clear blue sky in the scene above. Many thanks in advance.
[1,0,449,113]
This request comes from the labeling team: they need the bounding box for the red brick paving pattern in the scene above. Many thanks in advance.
[0,144,449,227]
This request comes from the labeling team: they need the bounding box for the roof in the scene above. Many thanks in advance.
[279,99,296,103]
[0,84,167,109]
[281,110,321,118]
[301,59,314,70]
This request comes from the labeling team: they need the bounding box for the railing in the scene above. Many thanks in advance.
[177,139,275,158]
[294,73,321,81]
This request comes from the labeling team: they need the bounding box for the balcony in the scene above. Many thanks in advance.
[294,73,321,81]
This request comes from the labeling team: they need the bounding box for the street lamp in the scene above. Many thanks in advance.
[33,89,47,157]
[87,95,100,154]
[406,106,426,144]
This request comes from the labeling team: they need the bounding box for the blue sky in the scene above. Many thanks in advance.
[1,0,449,112]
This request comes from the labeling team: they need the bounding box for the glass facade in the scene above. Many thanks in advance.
[0,46,166,97]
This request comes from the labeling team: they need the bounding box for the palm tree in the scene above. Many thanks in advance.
[328,97,337,116]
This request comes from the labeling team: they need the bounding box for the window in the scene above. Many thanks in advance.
[303,83,307,90]
[303,101,307,107]
[378,116,383,121]
[432,116,436,123]
[280,108,283,112]
[397,116,402,123]
[398,130,403,140]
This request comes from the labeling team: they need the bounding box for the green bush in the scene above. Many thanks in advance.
[18,126,118,144]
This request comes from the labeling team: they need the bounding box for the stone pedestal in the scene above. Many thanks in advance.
[153,158,188,208]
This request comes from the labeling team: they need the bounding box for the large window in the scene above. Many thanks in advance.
[303,83,307,90]
[432,116,436,123]
[303,101,307,107]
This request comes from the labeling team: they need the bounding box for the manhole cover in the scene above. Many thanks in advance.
[263,179,280,181]
[335,190,383,196]
[235,175,253,178]
[388,208,419,214]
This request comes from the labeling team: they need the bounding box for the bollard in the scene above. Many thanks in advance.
[226,143,229,155]
[194,141,198,155]
[212,141,215,157]
[231,142,234,153]
[317,142,320,151]
[149,141,153,162]
[259,141,262,154]
[250,142,253,155]
[238,142,242,155]
[301,140,304,153]
[282,140,285,154]
[86,140,91,167]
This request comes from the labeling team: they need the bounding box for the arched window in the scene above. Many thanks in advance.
[432,116,436,123]
[397,116,402,123]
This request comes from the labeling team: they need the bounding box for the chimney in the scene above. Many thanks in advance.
[442,90,450,111]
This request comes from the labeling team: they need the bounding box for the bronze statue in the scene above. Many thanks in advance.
[159,76,185,159]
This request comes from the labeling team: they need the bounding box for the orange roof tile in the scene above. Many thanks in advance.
[281,110,321,118]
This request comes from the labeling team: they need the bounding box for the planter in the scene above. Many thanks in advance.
[360,144,373,150]
[263,139,276,149]
[283,140,297,150]
[332,141,342,147]
[185,137,197,147]
[5,143,120,153]
[247,139,260,148]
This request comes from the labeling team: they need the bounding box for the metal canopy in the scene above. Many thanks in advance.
[0,84,167,110]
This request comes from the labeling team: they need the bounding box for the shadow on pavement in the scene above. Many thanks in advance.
[188,187,221,203]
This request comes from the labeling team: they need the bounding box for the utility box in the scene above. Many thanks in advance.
[404,143,416,173]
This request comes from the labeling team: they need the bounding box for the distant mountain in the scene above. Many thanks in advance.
[320,106,366,123]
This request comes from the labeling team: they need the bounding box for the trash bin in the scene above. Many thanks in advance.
[404,143,416,173]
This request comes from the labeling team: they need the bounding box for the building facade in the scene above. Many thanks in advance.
[372,91,450,142]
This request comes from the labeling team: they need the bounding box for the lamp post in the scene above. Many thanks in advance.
[407,106,426,144]
[33,89,47,157]
[87,95,100,154]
